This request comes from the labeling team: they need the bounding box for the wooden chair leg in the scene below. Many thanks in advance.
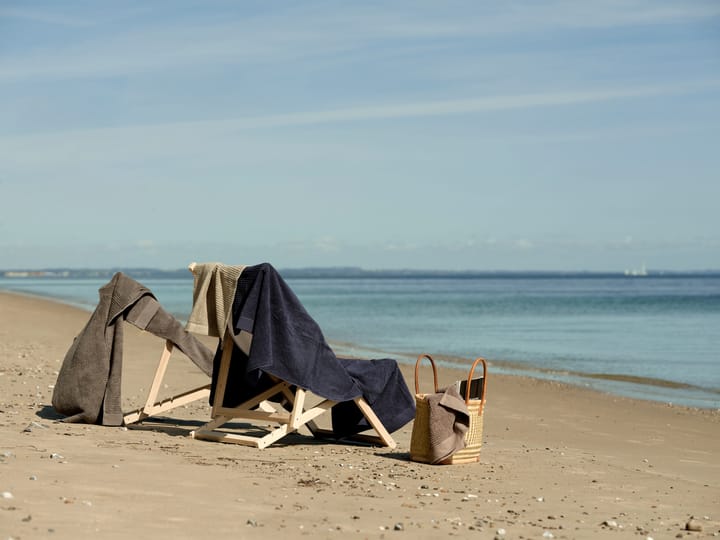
[210,333,235,415]
[303,397,397,448]
[123,340,211,425]
[353,397,397,448]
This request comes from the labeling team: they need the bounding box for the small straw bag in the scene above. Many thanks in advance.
[410,354,488,465]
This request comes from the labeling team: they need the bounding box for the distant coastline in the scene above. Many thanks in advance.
[2,267,720,280]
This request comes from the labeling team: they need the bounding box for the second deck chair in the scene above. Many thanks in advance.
[189,263,416,449]
[52,272,214,426]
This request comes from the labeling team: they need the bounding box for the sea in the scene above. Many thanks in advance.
[1,272,718,410]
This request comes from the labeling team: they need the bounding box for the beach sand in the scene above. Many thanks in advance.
[1,291,718,539]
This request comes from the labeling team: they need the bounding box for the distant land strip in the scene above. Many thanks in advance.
[2,268,720,280]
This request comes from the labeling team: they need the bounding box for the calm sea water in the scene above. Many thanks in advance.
[1,275,718,409]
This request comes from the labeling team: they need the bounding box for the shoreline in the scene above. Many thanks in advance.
[334,339,720,411]
[2,287,719,411]
[1,290,719,539]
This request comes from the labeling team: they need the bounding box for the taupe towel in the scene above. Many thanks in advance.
[186,262,245,337]
[426,385,470,464]
[52,273,214,426]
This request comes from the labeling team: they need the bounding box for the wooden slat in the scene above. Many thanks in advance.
[123,339,212,425]
[124,385,210,424]
[210,333,235,415]
[353,397,397,448]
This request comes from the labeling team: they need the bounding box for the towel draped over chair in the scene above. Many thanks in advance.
[52,273,214,426]
[209,263,416,438]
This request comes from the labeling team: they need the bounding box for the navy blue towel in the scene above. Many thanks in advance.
[210,263,415,436]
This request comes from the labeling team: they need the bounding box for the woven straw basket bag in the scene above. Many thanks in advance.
[410,354,488,465]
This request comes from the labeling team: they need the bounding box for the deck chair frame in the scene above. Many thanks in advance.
[123,339,211,425]
[191,333,397,449]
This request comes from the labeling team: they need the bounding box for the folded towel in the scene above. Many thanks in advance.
[186,262,245,337]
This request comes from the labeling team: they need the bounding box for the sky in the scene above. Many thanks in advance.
[1,1,719,272]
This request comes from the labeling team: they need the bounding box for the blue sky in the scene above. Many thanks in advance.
[1,1,718,271]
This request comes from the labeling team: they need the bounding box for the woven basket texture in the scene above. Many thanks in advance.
[409,354,487,465]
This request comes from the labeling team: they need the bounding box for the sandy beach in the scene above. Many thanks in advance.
[1,290,718,540]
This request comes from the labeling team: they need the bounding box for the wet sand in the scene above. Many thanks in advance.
[1,291,719,539]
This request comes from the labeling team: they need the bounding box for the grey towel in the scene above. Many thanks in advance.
[426,385,470,464]
[52,273,214,426]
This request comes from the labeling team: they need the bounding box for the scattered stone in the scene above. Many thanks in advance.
[50,453,64,460]
[246,519,258,527]
[1,491,13,499]
[394,522,404,531]
[685,518,703,532]
[543,532,554,539]
[29,475,37,481]
[496,528,506,536]
[24,421,50,432]
[22,515,32,522]
[602,520,618,528]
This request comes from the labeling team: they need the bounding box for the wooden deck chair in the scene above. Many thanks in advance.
[122,339,211,425]
[191,333,397,449]
[51,271,216,427]
[186,262,413,449]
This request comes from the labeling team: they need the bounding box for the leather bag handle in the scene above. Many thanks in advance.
[414,353,439,394]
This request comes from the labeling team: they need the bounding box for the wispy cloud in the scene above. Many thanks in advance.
[1,1,718,82]
[494,0,720,31]
[0,7,92,27]
[219,80,720,128]
[1,78,716,157]
[0,79,716,185]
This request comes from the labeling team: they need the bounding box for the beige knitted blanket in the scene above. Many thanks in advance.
[186,262,246,337]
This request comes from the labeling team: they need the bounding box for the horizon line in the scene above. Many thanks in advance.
[2,267,720,277]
